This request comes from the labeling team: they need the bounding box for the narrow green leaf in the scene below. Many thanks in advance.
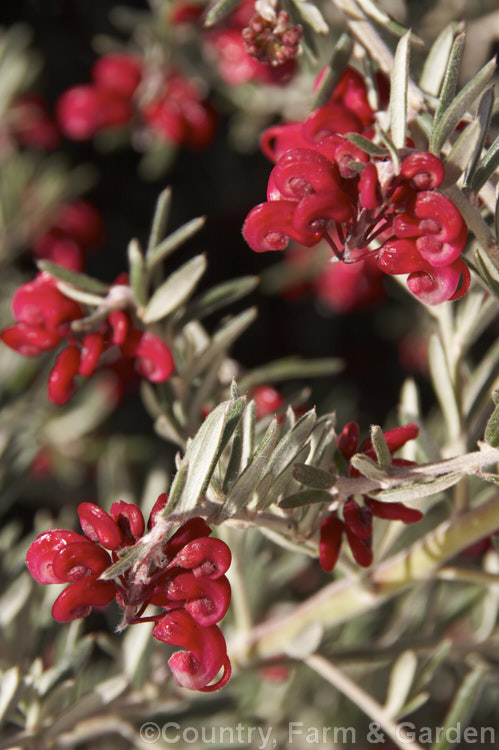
[154,413,186,448]
[143,254,207,323]
[484,396,499,447]
[384,650,418,719]
[420,23,457,96]
[291,0,328,34]
[432,57,496,155]
[431,31,464,134]
[444,184,495,252]
[372,471,463,503]
[495,186,499,242]
[191,307,258,378]
[431,666,486,750]
[264,409,316,481]
[370,425,392,471]
[389,30,410,150]
[355,0,420,41]
[464,87,494,187]
[147,187,172,252]
[173,396,246,515]
[0,667,20,722]
[311,33,353,110]
[471,134,499,193]
[293,463,336,489]
[99,543,145,580]
[428,333,461,440]
[279,488,332,508]
[223,399,255,493]
[350,453,388,481]
[475,246,499,298]
[178,275,259,326]
[443,120,481,186]
[346,133,387,157]
[463,338,499,416]
[145,216,206,269]
[238,356,342,392]
[204,0,244,26]
[163,460,189,514]
[128,238,147,306]
[38,260,109,293]
[378,129,400,171]
[56,282,106,307]
[255,442,310,509]
[222,417,281,516]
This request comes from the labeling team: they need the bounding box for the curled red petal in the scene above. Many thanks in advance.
[319,515,344,573]
[260,122,310,162]
[108,310,130,346]
[51,578,117,622]
[303,102,362,143]
[152,610,230,691]
[147,493,169,530]
[26,529,88,584]
[331,67,374,127]
[343,499,372,539]
[292,190,353,236]
[377,239,428,275]
[243,201,321,252]
[185,575,231,626]
[48,345,81,405]
[358,163,381,209]
[12,278,82,332]
[78,501,123,550]
[52,541,112,581]
[407,262,462,305]
[79,333,105,377]
[1,324,60,356]
[392,213,422,239]
[414,191,464,243]
[337,421,359,461]
[166,536,231,579]
[164,517,212,555]
[365,497,423,523]
[344,526,373,566]
[122,330,175,383]
[271,148,340,199]
[416,223,467,268]
[448,259,471,301]
[333,139,369,179]
[400,152,445,190]
[110,500,145,541]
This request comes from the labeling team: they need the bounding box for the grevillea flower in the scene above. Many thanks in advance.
[243,68,470,306]
[56,54,216,152]
[26,497,232,692]
[319,422,423,572]
[1,276,175,406]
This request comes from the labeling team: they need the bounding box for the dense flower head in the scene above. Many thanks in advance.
[56,53,216,151]
[319,422,423,572]
[26,496,232,691]
[243,67,470,306]
[241,9,302,67]
[0,273,175,405]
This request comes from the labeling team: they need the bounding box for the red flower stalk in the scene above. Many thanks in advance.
[26,497,232,692]
[319,422,423,573]
[243,68,470,306]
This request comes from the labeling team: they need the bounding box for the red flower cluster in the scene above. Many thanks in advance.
[7,93,60,151]
[243,68,470,305]
[26,496,232,692]
[319,422,423,572]
[242,8,302,67]
[32,200,103,272]
[57,53,216,150]
[0,273,174,405]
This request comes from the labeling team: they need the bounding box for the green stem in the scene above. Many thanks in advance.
[305,654,426,750]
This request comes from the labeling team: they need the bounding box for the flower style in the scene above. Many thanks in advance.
[26,496,232,692]
[0,273,175,405]
[319,422,423,572]
[243,68,470,305]
[57,53,216,151]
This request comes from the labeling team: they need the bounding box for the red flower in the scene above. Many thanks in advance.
[26,498,232,692]
[319,422,423,573]
[243,69,469,306]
